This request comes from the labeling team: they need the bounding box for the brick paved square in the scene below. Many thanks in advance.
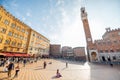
[0,59,120,80]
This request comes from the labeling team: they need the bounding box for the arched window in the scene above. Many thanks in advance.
[11,23,16,28]
[110,50,114,52]
[17,41,22,47]
[21,28,24,32]
[14,33,18,38]
[16,26,20,31]
[0,28,6,33]
[8,31,13,36]
[5,39,11,44]
[113,56,116,60]
[11,40,16,46]
[4,19,9,25]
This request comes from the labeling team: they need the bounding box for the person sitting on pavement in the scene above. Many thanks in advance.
[56,69,62,78]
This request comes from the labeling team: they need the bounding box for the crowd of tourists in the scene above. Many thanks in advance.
[0,57,64,79]
[0,57,38,78]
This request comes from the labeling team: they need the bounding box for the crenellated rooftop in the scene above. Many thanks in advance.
[0,5,30,29]
[105,27,120,32]
[0,5,50,41]
[102,27,120,38]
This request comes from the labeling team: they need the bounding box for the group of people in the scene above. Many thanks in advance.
[0,57,30,78]
[3,57,38,78]
[0,58,68,79]
[4,61,20,78]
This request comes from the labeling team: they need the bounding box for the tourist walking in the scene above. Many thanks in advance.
[43,61,47,69]
[23,59,26,67]
[66,62,68,68]
[14,64,20,77]
[7,62,14,77]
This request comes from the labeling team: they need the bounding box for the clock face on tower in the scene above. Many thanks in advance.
[87,38,91,41]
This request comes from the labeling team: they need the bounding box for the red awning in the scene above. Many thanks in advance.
[3,53,14,57]
[14,53,23,57]
[21,54,30,57]
[13,53,30,57]
[0,53,30,57]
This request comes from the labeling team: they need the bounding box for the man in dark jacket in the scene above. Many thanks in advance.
[23,59,26,67]
[8,62,14,77]
[43,61,47,69]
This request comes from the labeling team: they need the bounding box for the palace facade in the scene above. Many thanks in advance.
[81,7,120,62]
[73,47,86,61]
[0,6,50,57]
[27,29,50,57]
[50,44,61,57]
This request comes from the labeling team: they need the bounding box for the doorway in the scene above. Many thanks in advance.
[91,52,97,61]
[102,56,106,61]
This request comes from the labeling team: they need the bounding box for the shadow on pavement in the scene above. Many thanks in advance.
[51,76,62,79]
[34,67,43,70]
[90,63,120,80]
[56,59,86,65]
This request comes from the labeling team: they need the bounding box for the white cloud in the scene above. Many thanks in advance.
[50,9,53,15]
[60,13,85,47]
[56,0,64,6]
[49,2,86,47]
[89,18,106,40]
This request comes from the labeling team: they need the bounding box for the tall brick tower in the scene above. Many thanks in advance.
[81,7,93,48]
[81,7,97,62]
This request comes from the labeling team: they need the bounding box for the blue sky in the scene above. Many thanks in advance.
[0,0,120,48]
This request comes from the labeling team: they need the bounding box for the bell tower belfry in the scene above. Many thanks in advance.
[81,7,93,49]
[81,7,98,62]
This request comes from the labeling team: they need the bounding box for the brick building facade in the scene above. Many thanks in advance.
[95,28,120,62]
[50,44,61,57]
[73,47,86,61]
[81,7,120,62]
[62,46,73,58]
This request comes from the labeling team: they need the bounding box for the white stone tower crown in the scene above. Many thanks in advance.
[81,7,87,20]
